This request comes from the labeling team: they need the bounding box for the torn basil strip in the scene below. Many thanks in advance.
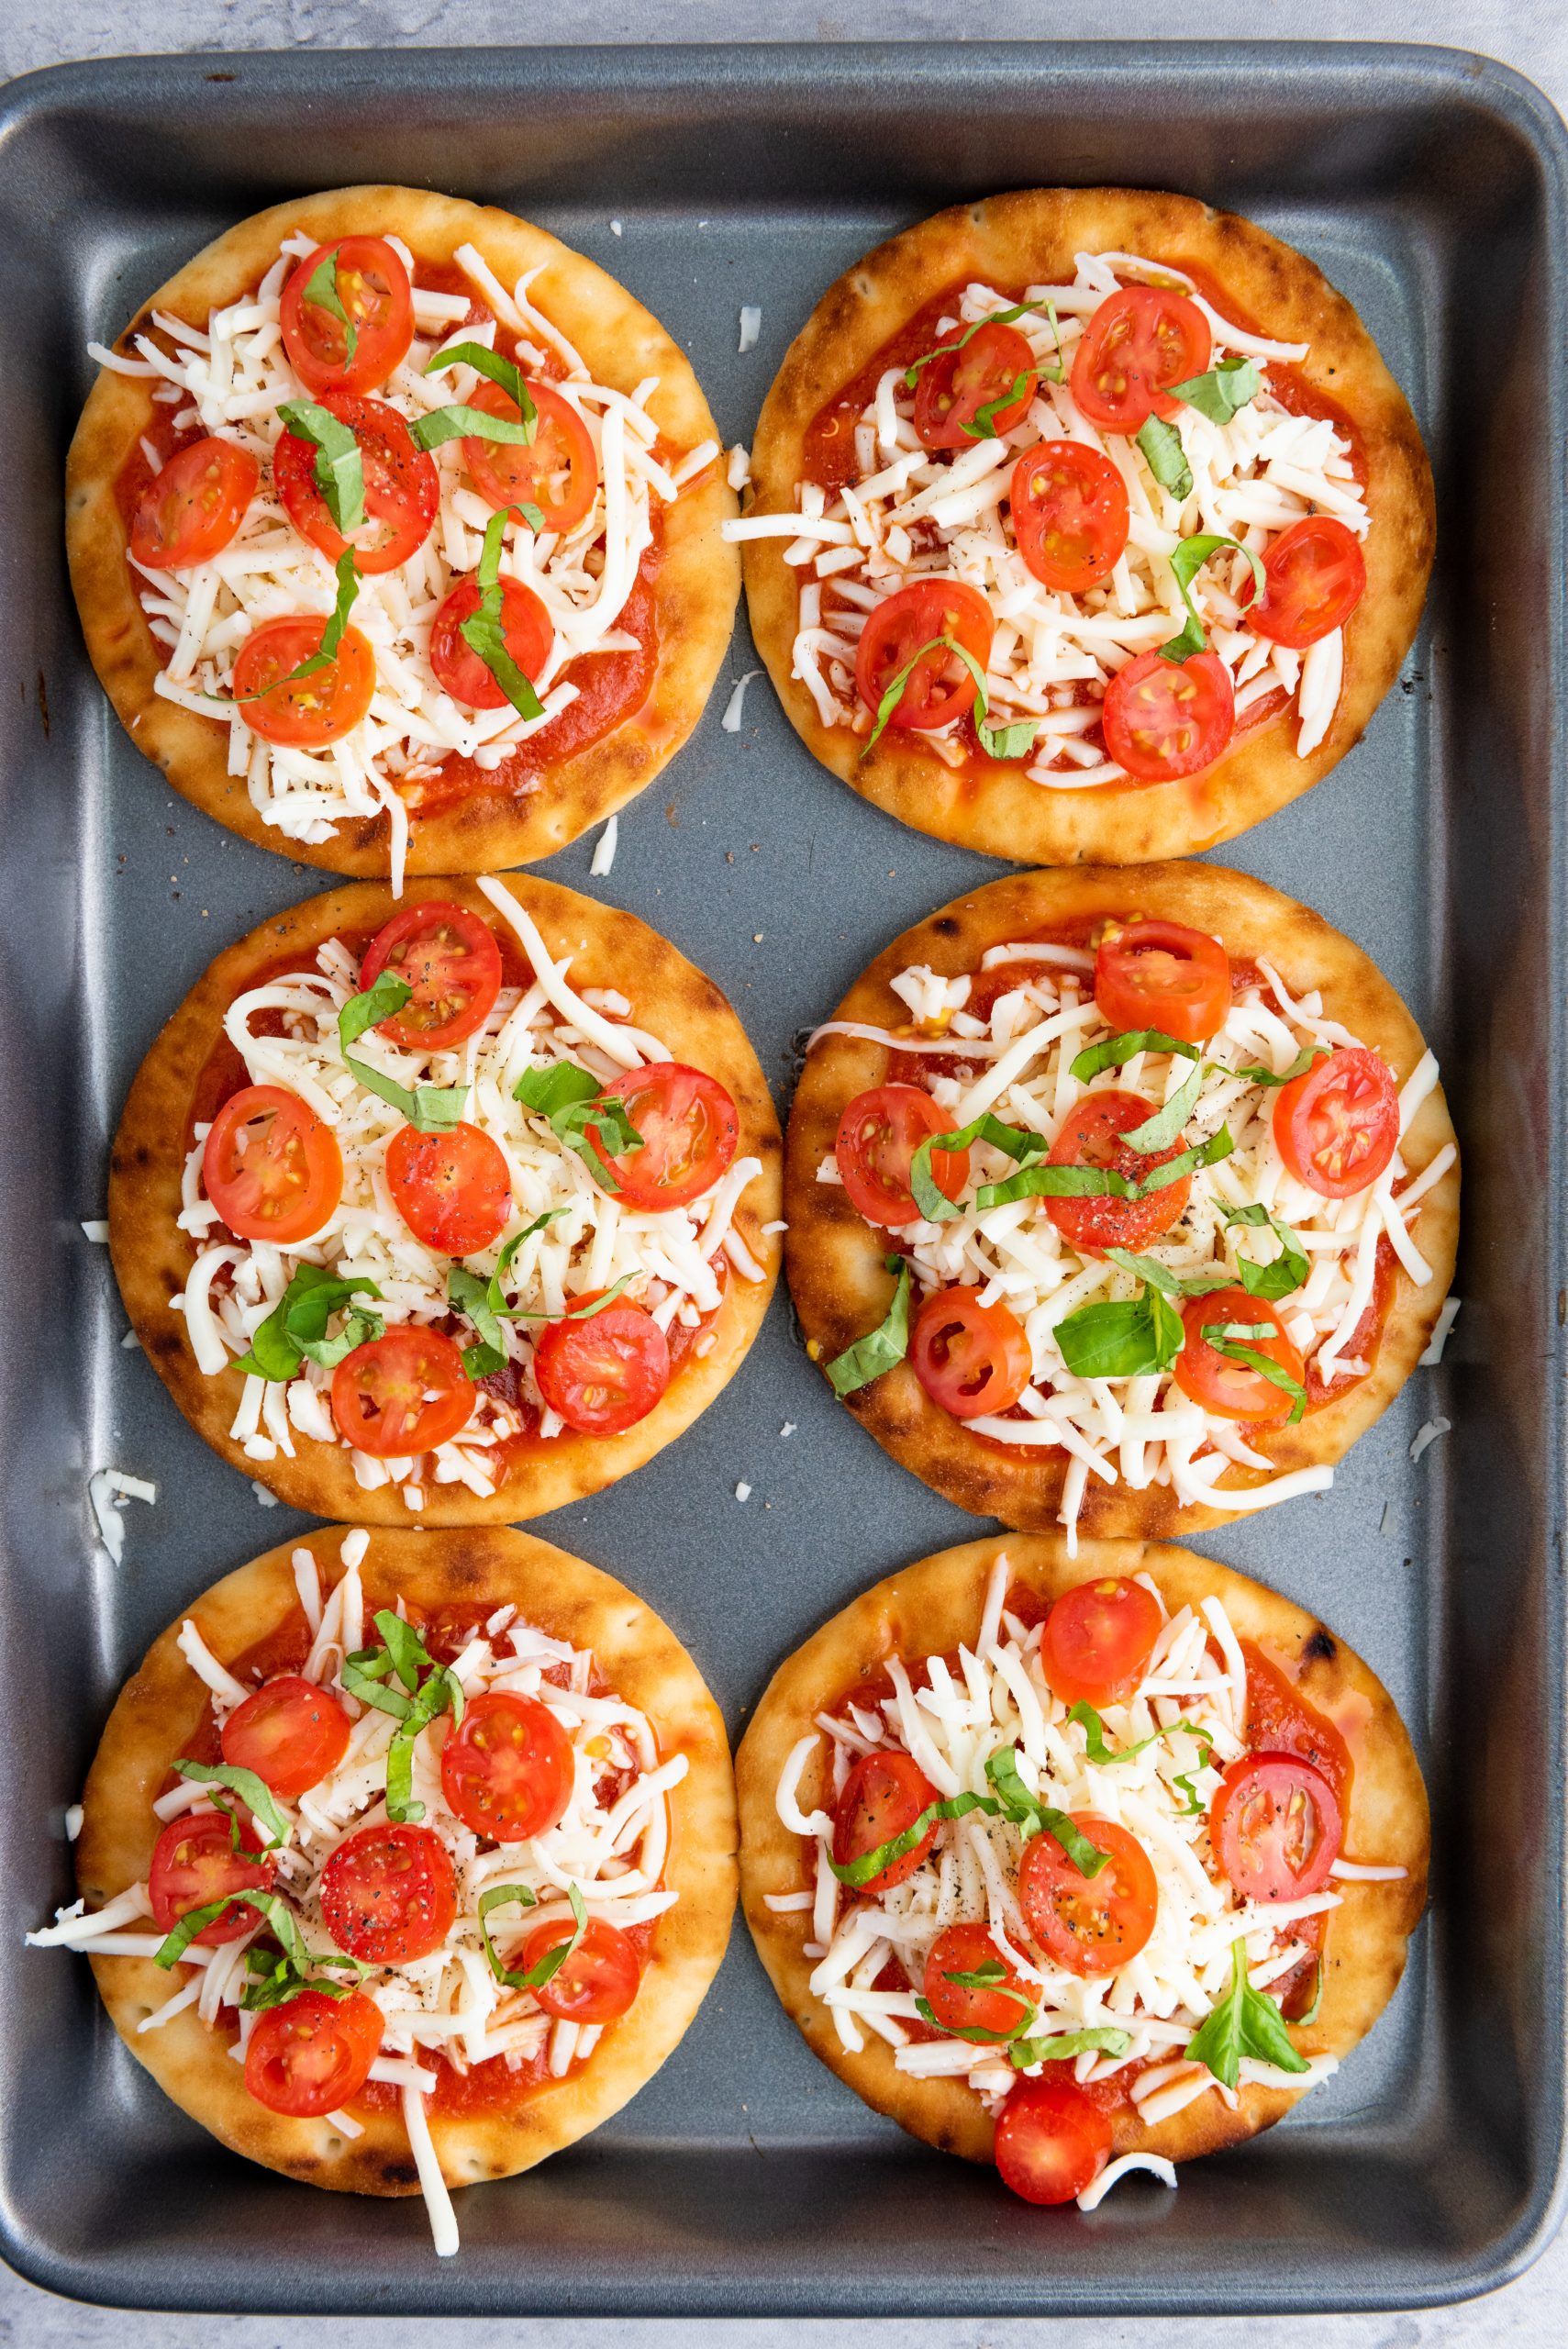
[412,403,535,453]
[1135,415,1193,503]
[1122,1062,1205,1154]
[513,1059,642,1192]
[302,245,359,370]
[1065,1700,1216,1775]
[1221,1204,1309,1302]
[961,365,1036,442]
[1233,1044,1327,1087]
[276,396,366,536]
[862,635,1040,765]
[902,299,1045,390]
[237,1263,385,1382]
[914,1993,1038,2046]
[907,1109,1051,1223]
[973,1123,1234,1213]
[1007,2024,1132,2070]
[336,985,466,1133]
[342,1610,463,1824]
[983,1748,1108,1877]
[219,551,361,708]
[171,1759,292,1851]
[1169,356,1263,426]
[424,341,539,441]
[459,508,545,723]
[1054,1285,1184,1380]
[477,1881,587,1991]
[1070,1030,1200,1082]
[1158,532,1266,664]
[827,1788,997,1888]
[1184,1939,1310,2090]
[825,1255,914,1399]
[1199,1321,1307,1422]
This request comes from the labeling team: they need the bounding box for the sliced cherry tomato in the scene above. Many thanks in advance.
[994,2076,1113,2206]
[273,390,438,573]
[330,1326,475,1457]
[1273,1047,1399,1198]
[914,320,1037,451]
[359,901,503,1052]
[385,1120,511,1256]
[230,615,376,748]
[1210,1751,1343,1902]
[203,1083,343,1244]
[463,378,599,534]
[1010,440,1130,594]
[911,1286,1031,1421]
[1173,1286,1306,1425]
[1246,516,1367,651]
[439,1691,574,1842]
[319,1823,457,1965]
[922,1922,1032,2037]
[1095,918,1231,1046]
[522,1916,641,2023]
[1070,284,1212,435]
[854,579,995,733]
[1018,1815,1158,1976]
[244,1987,384,2118]
[1040,1576,1163,1709]
[129,436,259,570]
[428,575,554,709]
[532,1295,671,1437]
[588,1063,740,1210]
[1044,1087,1192,1258]
[280,236,415,395]
[1102,648,1234,783]
[834,1084,968,1227]
[148,1812,274,1948]
[221,1675,351,1801]
[831,1751,939,1894]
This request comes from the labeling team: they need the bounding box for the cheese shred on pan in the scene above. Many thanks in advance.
[107,231,699,893]
[28,1528,684,2258]
[780,1553,1405,2210]
[172,874,764,1502]
[815,949,1449,1550]
[726,252,1366,781]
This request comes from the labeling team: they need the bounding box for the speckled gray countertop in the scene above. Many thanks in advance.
[3,3,1564,2342]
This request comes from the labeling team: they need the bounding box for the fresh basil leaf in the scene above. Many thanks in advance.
[336,985,466,1132]
[513,1061,642,1191]
[239,1942,370,2012]
[861,634,1039,765]
[1169,356,1262,426]
[825,1255,914,1399]
[1054,1285,1184,1379]
[1185,1939,1310,2090]
[339,971,412,1048]
[907,1109,1050,1223]
[373,1609,429,1696]
[1158,532,1266,664]
[514,1063,601,1118]
[219,551,362,709]
[1101,1247,1194,1300]
[1070,1030,1200,1082]
[1135,415,1192,502]
[492,1209,567,1287]
[449,1263,505,1379]
[352,1608,464,1823]
[411,403,536,453]
[1299,1958,1324,2029]
[1065,1700,1216,1776]
[237,1264,384,1382]
[424,342,539,441]
[983,1748,1107,1876]
[902,299,1044,389]
[973,1123,1234,1213]
[914,1993,1037,2046]
[1129,1124,1235,1194]
[1226,1205,1309,1302]
[302,245,358,369]
[961,365,1035,442]
[1041,297,1066,384]
[277,395,366,536]
[172,1760,291,1851]
[153,1885,299,1972]
[1122,1063,1204,1154]
[479,1880,588,1991]
[1233,1045,1328,1088]
[827,1787,997,1888]
[1199,1322,1307,1422]
[456,507,545,722]
[503,1273,636,1326]
[942,1957,1010,1988]
[1007,2024,1132,2070]
[341,1649,412,1721]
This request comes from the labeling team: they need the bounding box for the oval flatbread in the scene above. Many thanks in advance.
[740,186,1432,865]
[63,1524,735,2232]
[784,862,1457,1541]
[67,184,738,878]
[736,1531,1428,2188]
[111,872,781,1522]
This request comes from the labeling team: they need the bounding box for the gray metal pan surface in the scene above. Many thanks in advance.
[0,37,1562,2320]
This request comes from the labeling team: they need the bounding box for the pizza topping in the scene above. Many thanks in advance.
[728,250,1370,785]
[814,939,1451,1547]
[33,1526,687,2257]
[172,876,765,1504]
[836,1084,971,1227]
[220,1675,352,1800]
[776,1553,1407,2208]
[110,229,714,891]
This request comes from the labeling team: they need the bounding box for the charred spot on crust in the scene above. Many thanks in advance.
[1302,1627,1337,1666]
[930,916,961,938]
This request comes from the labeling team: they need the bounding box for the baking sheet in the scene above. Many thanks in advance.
[0,38,1562,2317]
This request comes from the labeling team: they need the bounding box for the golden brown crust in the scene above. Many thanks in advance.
[66,184,739,874]
[736,1531,1429,2168]
[745,187,1434,864]
[109,874,781,1522]
[784,862,1458,1537]
[79,1524,736,2197]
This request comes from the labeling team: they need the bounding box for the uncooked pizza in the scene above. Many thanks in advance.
[784,863,1457,1542]
[110,874,781,1522]
[737,1532,1428,2208]
[734,188,1432,864]
[68,184,738,884]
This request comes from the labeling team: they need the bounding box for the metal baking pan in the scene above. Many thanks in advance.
[0,37,1562,2320]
